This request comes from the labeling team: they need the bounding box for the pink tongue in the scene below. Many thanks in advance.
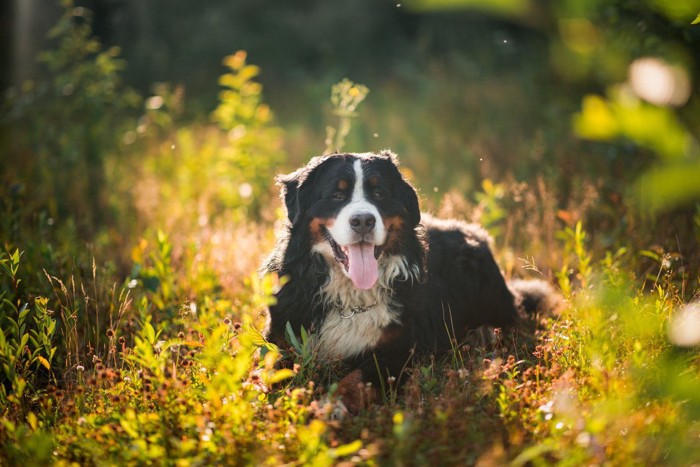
[346,243,379,289]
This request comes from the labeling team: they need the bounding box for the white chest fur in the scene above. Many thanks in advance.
[311,252,420,361]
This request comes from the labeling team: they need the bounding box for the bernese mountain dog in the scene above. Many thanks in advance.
[263,150,556,413]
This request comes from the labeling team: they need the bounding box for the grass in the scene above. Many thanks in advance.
[2,4,700,464]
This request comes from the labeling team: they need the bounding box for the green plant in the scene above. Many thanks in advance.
[4,0,140,233]
[324,78,369,154]
[0,250,57,414]
[473,178,508,241]
[555,220,592,298]
[130,230,177,318]
[574,87,700,212]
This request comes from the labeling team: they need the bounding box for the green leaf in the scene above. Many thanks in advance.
[143,320,156,345]
[692,13,700,24]
[300,325,309,347]
[285,321,302,354]
[119,417,140,439]
[18,303,30,323]
[636,161,700,212]
[17,333,29,358]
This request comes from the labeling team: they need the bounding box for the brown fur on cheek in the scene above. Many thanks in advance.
[382,216,405,253]
[336,369,377,414]
[309,218,335,243]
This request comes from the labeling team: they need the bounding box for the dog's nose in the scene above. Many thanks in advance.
[349,212,376,235]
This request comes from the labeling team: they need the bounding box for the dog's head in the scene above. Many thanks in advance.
[278,151,420,290]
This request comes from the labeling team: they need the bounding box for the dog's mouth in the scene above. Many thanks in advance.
[323,227,384,290]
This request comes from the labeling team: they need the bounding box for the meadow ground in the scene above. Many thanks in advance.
[2,3,700,464]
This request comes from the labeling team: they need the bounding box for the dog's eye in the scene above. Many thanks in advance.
[372,189,385,200]
[332,192,347,201]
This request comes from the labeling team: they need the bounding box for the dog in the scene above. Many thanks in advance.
[263,150,556,413]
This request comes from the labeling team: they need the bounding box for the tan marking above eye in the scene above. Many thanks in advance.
[337,179,349,191]
[383,216,404,230]
[368,176,379,186]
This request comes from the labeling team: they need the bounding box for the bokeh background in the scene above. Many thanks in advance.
[2,0,700,288]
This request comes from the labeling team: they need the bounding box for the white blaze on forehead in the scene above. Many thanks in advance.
[327,159,386,246]
[351,159,365,204]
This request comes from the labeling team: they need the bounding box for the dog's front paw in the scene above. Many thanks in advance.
[336,369,377,415]
[311,396,349,422]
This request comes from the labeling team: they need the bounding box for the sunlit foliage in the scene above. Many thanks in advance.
[1,0,699,465]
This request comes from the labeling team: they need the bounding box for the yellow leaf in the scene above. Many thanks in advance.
[573,94,619,140]
[223,50,247,70]
[27,412,38,431]
[330,439,362,458]
[181,340,204,348]
[37,355,51,370]
[268,368,295,384]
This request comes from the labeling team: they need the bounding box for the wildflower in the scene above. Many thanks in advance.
[538,401,554,421]
[106,329,114,338]
[178,331,185,339]
[533,345,544,358]
[76,365,85,371]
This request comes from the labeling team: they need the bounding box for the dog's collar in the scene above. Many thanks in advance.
[339,302,377,319]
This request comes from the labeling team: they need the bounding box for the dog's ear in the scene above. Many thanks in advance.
[379,150,421,226]
[277,159,323,225]
[277,170,302,224]
[278,156,332,225]
[398,176,421,227]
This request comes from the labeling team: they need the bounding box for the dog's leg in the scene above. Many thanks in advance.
[335,323,415,414]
